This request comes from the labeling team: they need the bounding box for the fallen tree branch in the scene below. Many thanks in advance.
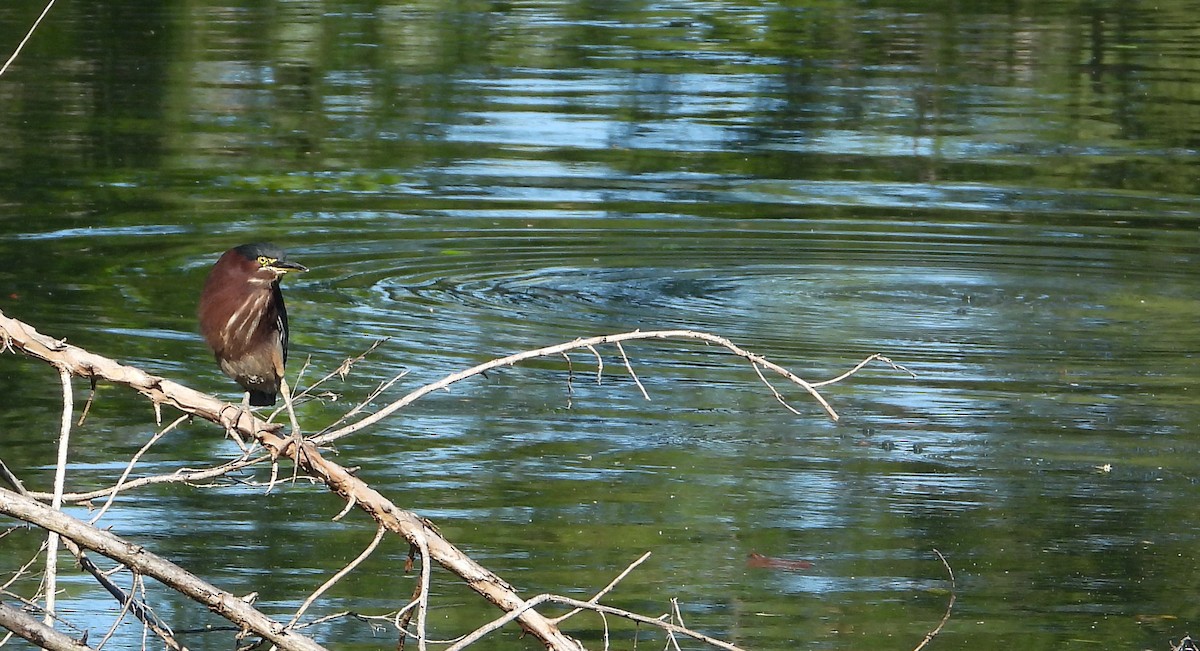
[0,309,904,651]
[314,329,899,446]
[0,599,93,651]
[0,310,584,650]
[445,592,747,651]
[0,488,326,651]
[2,463,185,650]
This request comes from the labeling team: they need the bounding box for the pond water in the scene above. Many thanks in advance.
[2,1,1200,650]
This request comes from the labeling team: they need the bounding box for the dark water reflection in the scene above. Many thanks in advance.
[2,0,1200,649]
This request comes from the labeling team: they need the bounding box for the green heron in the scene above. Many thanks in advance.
[199,242,307,407]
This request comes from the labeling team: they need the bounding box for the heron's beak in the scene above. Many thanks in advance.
[272,260,308,273]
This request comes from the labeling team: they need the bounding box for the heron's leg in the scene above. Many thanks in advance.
[225,393,251,453]
[279,377,305,457]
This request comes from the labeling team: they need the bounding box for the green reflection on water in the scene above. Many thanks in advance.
[2,0,1200,649]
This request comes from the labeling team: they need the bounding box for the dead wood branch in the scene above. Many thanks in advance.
[911,549,956,651]
[0,0,55,78]
[0,309,905,651]
[0,310,583,651]
[287,525,387,630]
[549,551,652,625]
[3,462,185,650]
[445,592,747,651]
[0,488,326,651]
[314,329,900,446]
[0,599,93,651]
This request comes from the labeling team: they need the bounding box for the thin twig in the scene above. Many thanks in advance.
[667,597,684,651]
[297,338,391,404]
[77,376,98,426]
[97,572,141,649]
[90,415,189,525]
[585,344,604,384]
[0,458,26,494]
[44,364,73,625]
[394,587,423,650]
[749,360,803,416]
[1,536,46,595]
[615,341,650,400]
[562,352,574,408]
[287,525,387,630]
[25,454,269,503]
[314,373,407,437]
[332,496,357,522]
[811,353,915,387]
[313,329,883,446]
[550,551,652,624]
[445,593,746,651]
[911,549,955,651]
[415,532,431,651]
[0,0,56,78]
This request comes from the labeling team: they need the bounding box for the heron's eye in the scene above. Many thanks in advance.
[256,256,277,267]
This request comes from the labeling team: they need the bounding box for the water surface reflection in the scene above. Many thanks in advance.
[1,0,1199,649]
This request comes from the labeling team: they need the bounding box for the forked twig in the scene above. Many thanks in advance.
[1,311,913,651]
[812,353,915,387]
[316,372,407,437]
[445,592,746,651]
[749,360,803,416]
[296,338,391,404]
[314,329,903,446]
[25,454,269,503]
[550,551,652,624]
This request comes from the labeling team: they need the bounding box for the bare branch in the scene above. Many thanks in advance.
[562,352,575,408]
[615,340,650,401]
[313,329,895,446]
[315,372,407,436]
[550,551,652,625]
[25,455,268,504]
[0,599,94,651]
[90,415,189,525]
[0,313,587,651]
[44,365,74,625]
[811,353,915,388]
[585,345,603,384]
[0,0,56,78]
[0,310,906,651]
[288,525,387,629]
[911,549,956,651]
[446,593,748,651]
[749,360,803,416]
[414,532,432,651]
[3,462,186,650]
[295,338,391,406]
[0,488,327,651]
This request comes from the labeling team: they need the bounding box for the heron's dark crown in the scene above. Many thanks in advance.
[223,242,307,276]
[233,242,287,262]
